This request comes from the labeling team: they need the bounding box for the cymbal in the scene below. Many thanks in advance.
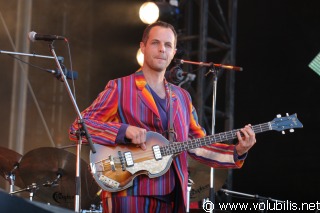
[0,146,24,188]
[19,147,100,210]
[188,157,228,202]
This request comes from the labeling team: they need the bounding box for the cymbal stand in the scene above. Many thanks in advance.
[186,179,194,213]
[7,173,16,193]
[10,183,39,201]
[6,163,19,193]
[47,43,96,213]
[7,172,15,193]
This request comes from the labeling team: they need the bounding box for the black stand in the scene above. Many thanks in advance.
[175,59,242,212]
[48,43,96,213]
[220,188,285,213]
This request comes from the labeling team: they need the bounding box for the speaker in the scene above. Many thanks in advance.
[0,191,75,213]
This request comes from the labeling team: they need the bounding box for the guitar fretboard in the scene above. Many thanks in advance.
[160,122,271,156]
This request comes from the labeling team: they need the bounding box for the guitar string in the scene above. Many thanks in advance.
[95,118,298,173]
[97,122,273,170]
[161,123,271,155]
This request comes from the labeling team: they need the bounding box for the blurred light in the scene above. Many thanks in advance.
[136,48,144,67]
[139,2,159,24]
[139,1,180,25]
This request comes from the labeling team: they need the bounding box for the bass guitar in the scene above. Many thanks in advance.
[90,113,303,192]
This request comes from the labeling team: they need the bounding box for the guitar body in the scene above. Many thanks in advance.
[90,131,173,192]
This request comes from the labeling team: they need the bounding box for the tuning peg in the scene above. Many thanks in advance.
[282,131,285,134]
[277,114,282,118]
[290,129,294,133]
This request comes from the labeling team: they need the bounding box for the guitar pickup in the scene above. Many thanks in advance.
[152,145,162,160]
[109,155,116,171]
[99,175,120,189]
[124,152,134,167]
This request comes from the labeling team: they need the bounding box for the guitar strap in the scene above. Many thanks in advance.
[168,85,175,143]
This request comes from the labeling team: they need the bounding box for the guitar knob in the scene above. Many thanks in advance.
[286,113,289,116]
[277,114,282,118]
[282,131,285,134]
[290,129,294,133]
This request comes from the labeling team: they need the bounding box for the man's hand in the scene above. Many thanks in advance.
[235,124,256,156]
[125,126,147,150]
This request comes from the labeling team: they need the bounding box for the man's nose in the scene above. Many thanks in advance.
[159,43,165,52]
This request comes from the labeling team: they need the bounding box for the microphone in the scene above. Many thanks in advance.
[28,31,66,42]
[46,67,78,80]
[165,65,187,84]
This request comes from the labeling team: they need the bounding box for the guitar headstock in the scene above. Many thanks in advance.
[270,113,303,134]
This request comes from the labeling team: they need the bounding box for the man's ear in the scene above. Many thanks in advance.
[173,48,177,56]
[140,42,145,54]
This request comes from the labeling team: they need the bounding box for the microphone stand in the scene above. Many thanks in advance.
[0,49,55,59]
[209,64,218,213]
[0,49,65,76]
[176,59,242,212]
[1,47,95,211]
[48,43,96,213]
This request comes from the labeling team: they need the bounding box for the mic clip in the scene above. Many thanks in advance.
[55,65,67,82]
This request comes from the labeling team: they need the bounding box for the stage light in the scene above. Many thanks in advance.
[139,2,160,24]
[136,48,144,67]
[139,1,180,25]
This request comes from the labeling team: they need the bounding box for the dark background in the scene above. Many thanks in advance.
[0,0,319,209]
[233,0,320,204]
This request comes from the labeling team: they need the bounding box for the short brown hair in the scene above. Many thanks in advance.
[141,21,177,47]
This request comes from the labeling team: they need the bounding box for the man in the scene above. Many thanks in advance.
[69,21,256,213]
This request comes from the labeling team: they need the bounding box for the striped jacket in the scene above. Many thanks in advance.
[69,70,244,210]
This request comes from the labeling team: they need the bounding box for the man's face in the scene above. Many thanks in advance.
[140,26,176,73]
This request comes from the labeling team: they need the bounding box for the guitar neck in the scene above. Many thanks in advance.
[160,122,271,156]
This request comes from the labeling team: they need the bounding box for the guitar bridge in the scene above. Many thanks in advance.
[152,145,162,160]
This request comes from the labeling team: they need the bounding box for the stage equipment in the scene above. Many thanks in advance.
[174,59,243,71]
[0,146,24,192]
[0,49,72,80]
[220,188,285,202]
[16,147,99,210]
[34,36,96,213]
[220,188,285,213]
[165,64,185,84]
[139,1,179,24]
[177,59,242,211]
[2,31,96,212]
[28,31,66,42]
[188,157,227,202]
[136,48,144,67]
[0,190,75,213]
